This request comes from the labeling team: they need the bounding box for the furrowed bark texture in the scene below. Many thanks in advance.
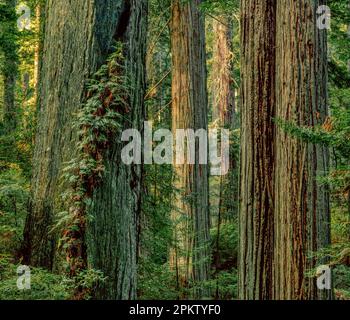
[170,0,210,297]
[239,0,276,300]
[239,0,331,300]
[211,16,235,126]
[23,0,127,270]
[22,1,147,298]
[274,0,331,300]
[87,0,148,300]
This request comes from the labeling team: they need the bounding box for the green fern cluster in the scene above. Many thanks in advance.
[59,43,129,283]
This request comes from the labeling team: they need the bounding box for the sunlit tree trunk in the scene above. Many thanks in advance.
[211,16,235,127]
[211,16,238,221]
[274,0,331,300]
[32,3,42,106]
[170,0,210,298]
[210,16,238,298]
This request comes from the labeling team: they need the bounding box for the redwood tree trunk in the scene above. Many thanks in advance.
[87,0,148,300]
[210,16,238,297]
[170,0,210,298]
[211,16,235,126]
[239,0,331,300]
[274,0,331,300]
[238,0,276,300]
[22,1,148,296]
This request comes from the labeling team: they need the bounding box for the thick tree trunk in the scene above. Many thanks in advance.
[239,0,331,300]
[22,0,147,289]
[87,0,148,300]
[274,0,331,300]
[170,0,210,298]
[238,0,276,300]
[22,0,122,269]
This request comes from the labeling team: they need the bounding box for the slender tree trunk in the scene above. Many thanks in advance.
[3,70,16,132]
[210,16,237,298]
[211,16,235,127]
[211,16,238,221]
[170,0,210,298]
[32,4,42,106]
[274,0,331,300]
[1,0,18,133]
[238,0,276,300]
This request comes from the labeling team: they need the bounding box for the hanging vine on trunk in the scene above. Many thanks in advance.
[59,43,129,298]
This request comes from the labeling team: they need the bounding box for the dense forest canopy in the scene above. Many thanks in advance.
[0,0,349,301]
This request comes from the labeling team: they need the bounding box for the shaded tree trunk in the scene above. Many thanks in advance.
[274,0,331,300]
[23,0,124,270]
[170,0,210,298]
[238,0,276,300]
[87,0,148,300]
[22,1,147,297]
[1,0,18,133]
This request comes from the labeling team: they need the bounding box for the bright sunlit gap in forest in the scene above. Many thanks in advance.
[0,0,349,301]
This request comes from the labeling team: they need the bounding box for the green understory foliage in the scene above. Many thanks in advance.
[0,0,37,299]
[0,256,69,300]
